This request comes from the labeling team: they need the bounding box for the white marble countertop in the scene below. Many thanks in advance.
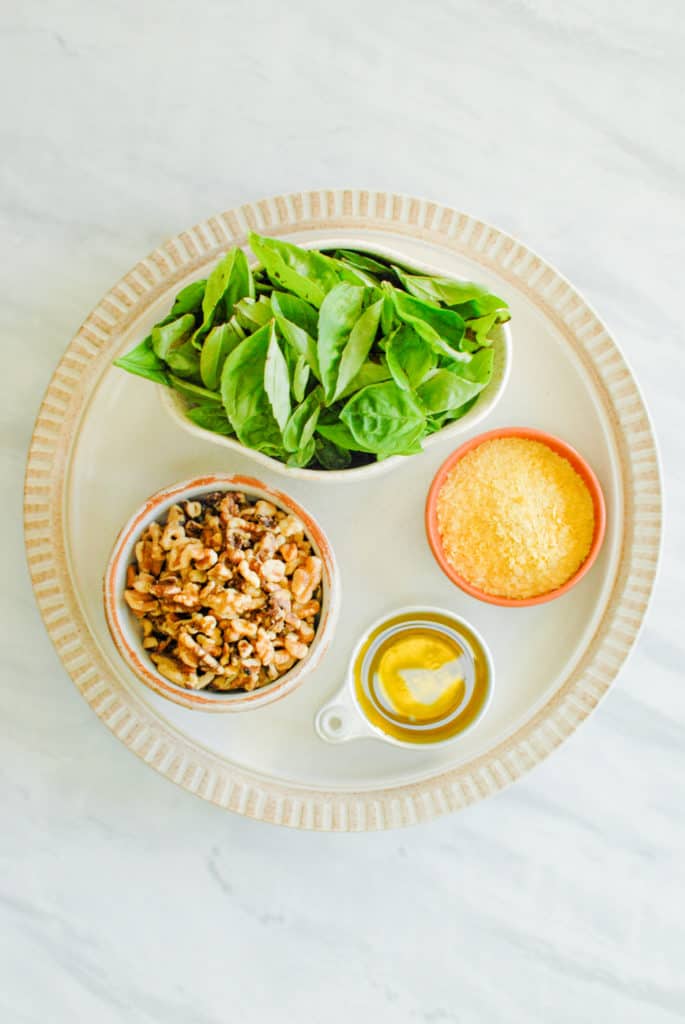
[3,1,684,1020]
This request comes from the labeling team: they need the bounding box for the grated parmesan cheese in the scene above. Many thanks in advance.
[436,438,595,600]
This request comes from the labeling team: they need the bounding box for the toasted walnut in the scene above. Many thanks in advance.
[293,599,320,619]
[279,514,305,538]
[260,558,286,584]
[284,633,309,660]
[124,590,158,615]
[255,630,275,666]
[124,492,322,693]
[292,556,322,604]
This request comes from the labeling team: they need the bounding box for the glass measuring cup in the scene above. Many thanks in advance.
[315,606,494,748]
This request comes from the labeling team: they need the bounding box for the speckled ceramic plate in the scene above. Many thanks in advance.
[24,190,662,830]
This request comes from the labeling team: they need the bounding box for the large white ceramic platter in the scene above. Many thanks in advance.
[25,190,662,830]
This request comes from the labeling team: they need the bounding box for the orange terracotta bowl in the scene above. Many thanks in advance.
[425,427,607,608]
[104,474,340,711]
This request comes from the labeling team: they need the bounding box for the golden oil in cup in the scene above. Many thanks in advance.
[316,608,493,748]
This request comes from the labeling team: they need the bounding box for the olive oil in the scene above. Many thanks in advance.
[353,611,490,744]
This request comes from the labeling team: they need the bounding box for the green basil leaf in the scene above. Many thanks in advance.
[442,394,480,422]
[336,360,392,401]
[391,290,467,361]
[165,337,201,381]
[168,374,221,403]
[314,435,352,470]
[340,381,425,455]
[263,326,291,432]
[186,402,233,435]
[271,291,320,379]
[333,250,394,276]
[151,314,195,360]
[283,387,323,453]
[292,355,310,403]
[202,247,253,323]
[465,312,498,346]
[286,437,317,468]
[451,347,494,384]
[393,265,507,311]
[234,295,273,332]
[416,369,485,414]
[114,335,169,385]
[450,295,508,319]
[331,260,380,288]
[334,299,383,402]
[385,325,436,392]
[199,322,242,391]
[381,283,396,335]
[249,232,340,308]
[270,291,318,336]
[317,283,365,402]
[316,421,376,453]
[221,322,283,453]
[192,248,253,349]
[170,279,206,317]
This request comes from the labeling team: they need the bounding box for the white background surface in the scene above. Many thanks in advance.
[3,2,683,1021]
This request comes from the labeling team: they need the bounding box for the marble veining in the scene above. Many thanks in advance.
[3,1,684,1021]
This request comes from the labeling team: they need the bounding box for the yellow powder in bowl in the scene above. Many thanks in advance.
[436,438,595,600]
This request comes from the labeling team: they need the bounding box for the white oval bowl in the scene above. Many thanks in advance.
[103,474,340,712]
[157,237,512,482]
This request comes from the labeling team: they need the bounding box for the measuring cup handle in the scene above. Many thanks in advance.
[315,684,371,744]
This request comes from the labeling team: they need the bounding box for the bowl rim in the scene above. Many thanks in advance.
[103,473,340,711]
[425,427,608,607]
[156,235,513,482]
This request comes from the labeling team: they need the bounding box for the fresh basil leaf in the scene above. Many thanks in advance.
[249,232,340,308]
[316,421,375,453]
[393,265,507,310]
[199,322,242,391]
[416,369,485,414]
[336,359,392,401]
[381,283,396,335]
[151,314,195,360]
[270,291,318,336]
[340,381,425,455]
[203,248,253,323]
[292,355,310,403]
[168,374,221,403]
[385,325,436,391]
[465,312,498,346]
[317,283,365,402]
[113,335,169,385]
[333,250,394,276]
[443,394,480,421]
[264,327,291,432]
[450,295,508,319]
[332,260,380,289]
[192,248,253,349]
[221,322,283,453]
[170,280,206,317]
[286,437,317,468]
[271,291,320,379]
[391,290,467,361]
[186,402,233,435]
[283,387,323,453]
[314,435,352,470]
[238,412,285,456]
[334,299,383,401]
[451,347,494,384]
[166,337,201,380]
[234,295,273,332]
